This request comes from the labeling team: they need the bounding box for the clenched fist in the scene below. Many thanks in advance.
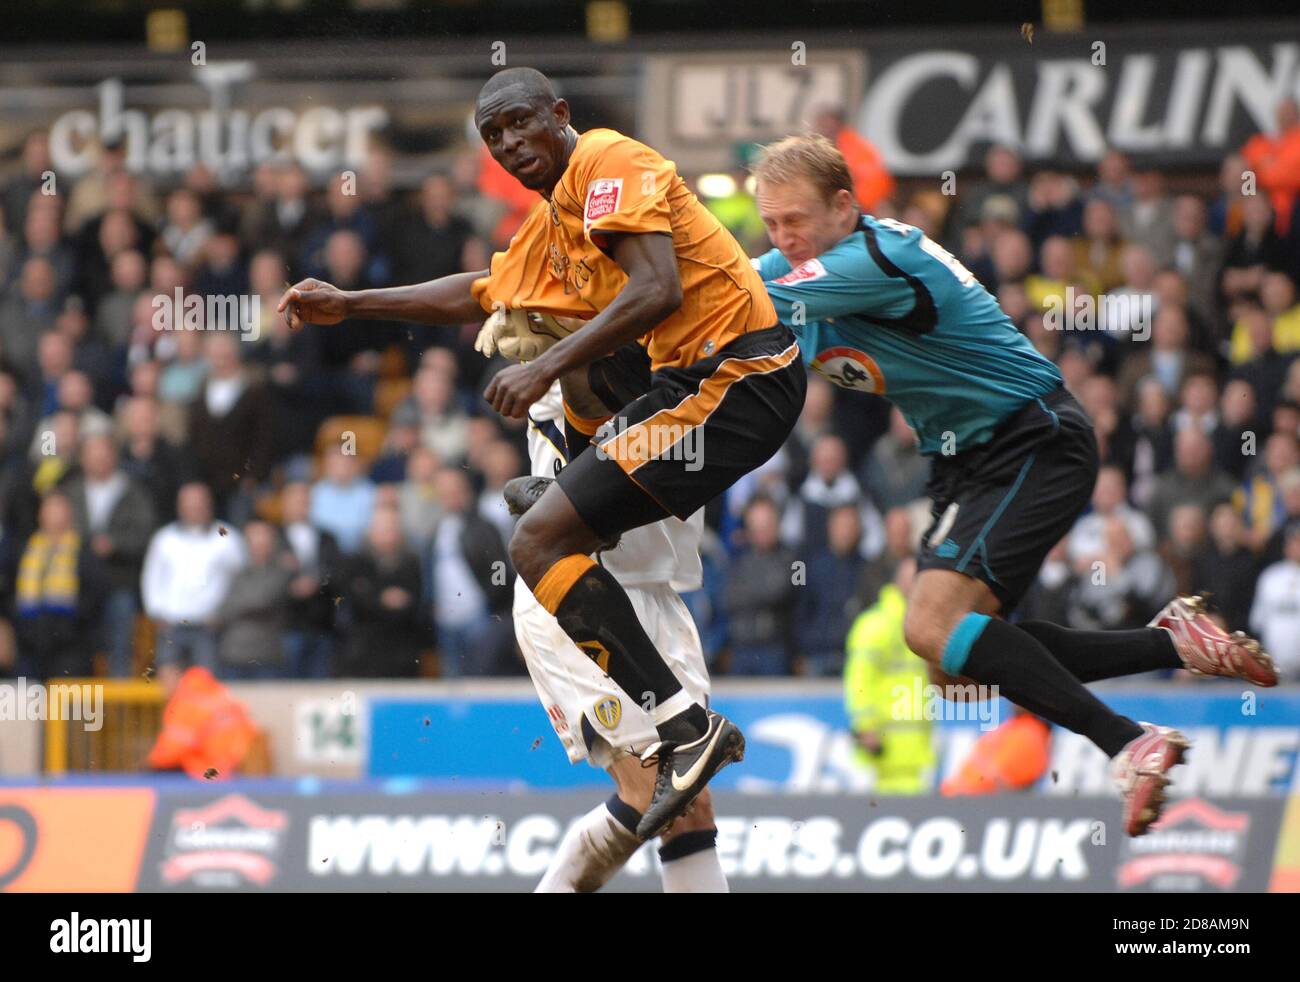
[277,279,350,330]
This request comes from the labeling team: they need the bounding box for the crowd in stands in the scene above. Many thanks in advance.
[1,96,1299,683]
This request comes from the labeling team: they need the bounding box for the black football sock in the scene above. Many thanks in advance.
[1016,622,1181,683]
[942,614,1144,757]
[536,555,703,742]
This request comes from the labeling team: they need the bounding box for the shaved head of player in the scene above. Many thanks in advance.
[474,67,576,193]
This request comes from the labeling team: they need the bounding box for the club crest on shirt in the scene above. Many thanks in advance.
[811,345,886,394]
[584,178,623,233]
[593,696,622,730]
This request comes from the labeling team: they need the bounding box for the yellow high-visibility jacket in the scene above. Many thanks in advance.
[843,584,936,794]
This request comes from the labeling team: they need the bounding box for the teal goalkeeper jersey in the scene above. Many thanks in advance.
[755,214,1063,455]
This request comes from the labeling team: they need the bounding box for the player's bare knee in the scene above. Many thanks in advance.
[507,515,548,587]
[902,604,947,664]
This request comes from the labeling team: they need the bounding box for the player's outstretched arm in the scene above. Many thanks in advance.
[484,232,680,418]
[276,270,490,330]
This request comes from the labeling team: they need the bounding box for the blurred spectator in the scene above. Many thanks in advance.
[12,490,104,679]
[1215,377,1262,479]
[1235,432,1300,552]
[1087,149,1134,212]
[118,396,187,524]
[1099,244,1160,341]
[724,496,797,675]
[1241,97,1300,238]
[398,445,443,548]
[1170,195,1225,330]
[449,149,504,242]
[213,520,292,680]
[1121,170,1176,265]
[14,199,76,300]
[1116,306,1215,411]
[62,139,158,236]
[64,434,155,678]
[1232,303,1296,420]
[781,434,883,558]
[1019,537,1075,625]
[1261,467,1300,566]
[477,439,522,546]
[76,193,154,310]
[860,406,927,511]
[279,481,341,679]
[1024,170,1083,248]
[26,411,80,511]
[158,328,208,407]
[337,507,424,677]
[301,171,388,284]
[843,557,933,793]
[795,504,867,676]
[310,447,377,555]
[855,506,916,612]
[393,173,474,285]
[193,230,248,299]
[141,482,245,684]
[1162,503,1208,597]
[29,370,112,459]
[427,467,512,677]
[1069,465,1155,569]
[2,130,53,238]
[810,107,895,213]
[1220,194,1294,305]
[247,249,324,462]
[1259,271,1300,356]
[1146,429,1237,538]
[1067,517,1175,631]
[1074,198,1126,295]
[1172,373,1219,436]
[1192,503,1259,632]
[394,364,470,463]
[0,257,61,381]
[160,188,214,269]
[188,333,274,521]
[1026,235,1086,313]
[950,145,1030,240]
[1248,519,1300,681]
[243,164,318,273]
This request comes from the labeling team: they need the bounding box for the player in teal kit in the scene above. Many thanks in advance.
[750,134,1278,836]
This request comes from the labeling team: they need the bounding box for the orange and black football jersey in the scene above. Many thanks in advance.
[472,128,777,371]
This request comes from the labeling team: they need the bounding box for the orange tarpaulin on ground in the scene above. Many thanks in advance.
[147,667,258,780]
[940,713,1052,796]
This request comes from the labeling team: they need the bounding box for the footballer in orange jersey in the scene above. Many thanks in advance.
[280,67,805,840]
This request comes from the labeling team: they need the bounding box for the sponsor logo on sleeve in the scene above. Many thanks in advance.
[773,258,828,285]
[584,178,623,234]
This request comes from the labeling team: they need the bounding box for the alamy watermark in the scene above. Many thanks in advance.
[152,289,262,342]
[1043,288,1153,342]
[890,679,1001,730]
[594,417,704,472]
[0,677,103,732]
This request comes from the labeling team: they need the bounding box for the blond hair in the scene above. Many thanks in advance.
[751,134,855,202]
